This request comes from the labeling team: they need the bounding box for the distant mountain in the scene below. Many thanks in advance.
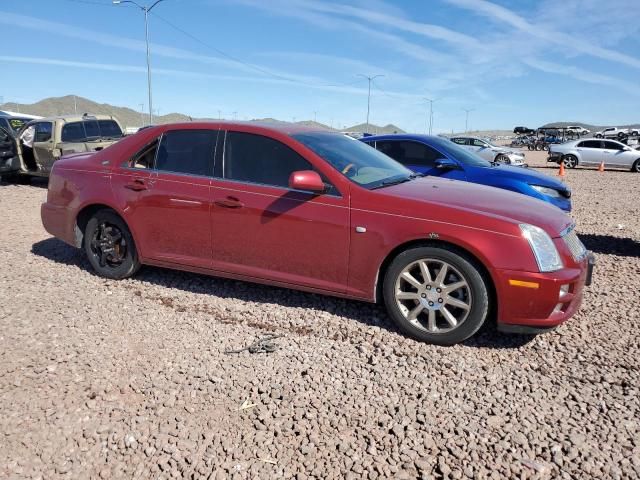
[0,95,192,128]
[1,96,408,133]
[346,123,405,134]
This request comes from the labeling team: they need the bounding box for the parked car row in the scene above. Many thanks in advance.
[38,121,593,345]
[548,138,640,172]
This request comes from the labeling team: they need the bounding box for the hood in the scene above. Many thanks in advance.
[480,164,568,191]
[377,176,573,237]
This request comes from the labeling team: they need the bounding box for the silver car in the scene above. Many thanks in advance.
[548,139,640,172]
[450,136,526,165]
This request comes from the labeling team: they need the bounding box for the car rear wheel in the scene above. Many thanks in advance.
[535,143,543,151]
[383,246,489,345]
[562,155,578,168]
[495,154,510,164]
[84,210,140,280]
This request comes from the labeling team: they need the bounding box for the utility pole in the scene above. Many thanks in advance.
[463,108,475,133]
[357,74,384,133]
[73,95,78,114]
[139,103,145,126]
[113,0,167,125]
[218,110,222,120]
[424,97,442,135]
[313,111,317,123]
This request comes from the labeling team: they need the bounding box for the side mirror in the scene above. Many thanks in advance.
[435,158,459,170]
[289,170,326,193]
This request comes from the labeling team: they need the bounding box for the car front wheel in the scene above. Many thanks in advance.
[633,160,640,173]
[383,246,490,345]
[562,155,578,168]
[84,210,141,279]
[495,154,510,164]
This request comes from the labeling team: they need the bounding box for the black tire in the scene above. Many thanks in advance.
[382,246,490,345]
[84,209,140,280]
[562,155,578,168]
[595,134,602,139]
[1,173,30,184]
[495,154,510,164]
[535,143,543,151]
[632,160,640,173]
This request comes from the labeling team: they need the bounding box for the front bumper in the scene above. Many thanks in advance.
[547,151,562,163]
[495,253,594,332]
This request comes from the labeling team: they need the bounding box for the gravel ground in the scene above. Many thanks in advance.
[1,152,639,479]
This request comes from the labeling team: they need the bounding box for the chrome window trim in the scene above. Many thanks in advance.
[211,176,343,199]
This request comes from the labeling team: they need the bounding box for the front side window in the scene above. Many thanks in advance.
[34,122,53,142]
[224,131,312,188]
[604,141,624,151]
[156,129,217,176]
[376,140,445,168]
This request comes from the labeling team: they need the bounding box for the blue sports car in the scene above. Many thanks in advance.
[360,134,571,212]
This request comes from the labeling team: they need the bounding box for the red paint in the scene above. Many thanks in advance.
[41,121,590,330]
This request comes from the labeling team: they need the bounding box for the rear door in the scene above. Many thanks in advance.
[209,130,350,293]
[576,140,602,165]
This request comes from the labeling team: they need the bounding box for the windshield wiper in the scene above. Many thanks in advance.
[371,173,422,189]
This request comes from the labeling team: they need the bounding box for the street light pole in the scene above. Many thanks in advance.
[357,74,384,133]
[113,0,166,125]
[463,108,475,133]
[424,97,442,135]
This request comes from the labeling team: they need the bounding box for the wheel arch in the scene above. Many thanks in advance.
[374,239,497,318]
[74,203,133,249]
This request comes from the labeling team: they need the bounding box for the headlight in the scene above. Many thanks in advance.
[530,185,563,198]
[520,224,563,272]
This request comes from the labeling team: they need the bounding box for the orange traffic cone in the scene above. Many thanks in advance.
[598,160,605,172]
[558,162,565,177]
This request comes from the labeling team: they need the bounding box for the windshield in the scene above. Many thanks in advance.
[293,132,413,189]
[5,117,29,133]
[430,137,492,167]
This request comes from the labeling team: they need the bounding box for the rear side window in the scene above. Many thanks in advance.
[61,122,86,142]
[223,131,312,188]
[98,120,123,138]
[451,138,467,145]
[580,140,601,149]
[156,129,217,176]
[376,140,445,168]
[472,139,486,147]
[34,122,53,142]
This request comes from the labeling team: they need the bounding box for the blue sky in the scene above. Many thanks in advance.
[2,0,640,132]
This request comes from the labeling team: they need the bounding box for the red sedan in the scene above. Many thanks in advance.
[41,122,593,345]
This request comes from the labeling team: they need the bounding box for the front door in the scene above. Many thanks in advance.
[110,129,217,269]
[210,130,350,293]
[31,121,56,172]
[0,127,18,170]
[374,139,467,180]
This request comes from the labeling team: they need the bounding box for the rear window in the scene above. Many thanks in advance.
[61,119,123,142]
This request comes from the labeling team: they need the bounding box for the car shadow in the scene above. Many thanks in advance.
[0,176,48,188]
[579,233,640,258]
[31,237,535,350]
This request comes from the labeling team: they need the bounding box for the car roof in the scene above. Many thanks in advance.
[360,133,440,142]
[27,114,121,123]
[139,120,332,136]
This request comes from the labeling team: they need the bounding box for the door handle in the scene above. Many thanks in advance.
[124,178,147,191]
[214,196,244,209]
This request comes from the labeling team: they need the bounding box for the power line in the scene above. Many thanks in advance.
[150,12,364,91]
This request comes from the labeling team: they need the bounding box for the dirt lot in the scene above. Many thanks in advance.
[1,151,639,479]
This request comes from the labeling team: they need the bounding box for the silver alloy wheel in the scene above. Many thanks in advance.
[563,155,577,168]
[394,259,472,334]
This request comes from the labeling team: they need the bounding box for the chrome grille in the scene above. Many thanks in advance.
[562,229,587,261]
